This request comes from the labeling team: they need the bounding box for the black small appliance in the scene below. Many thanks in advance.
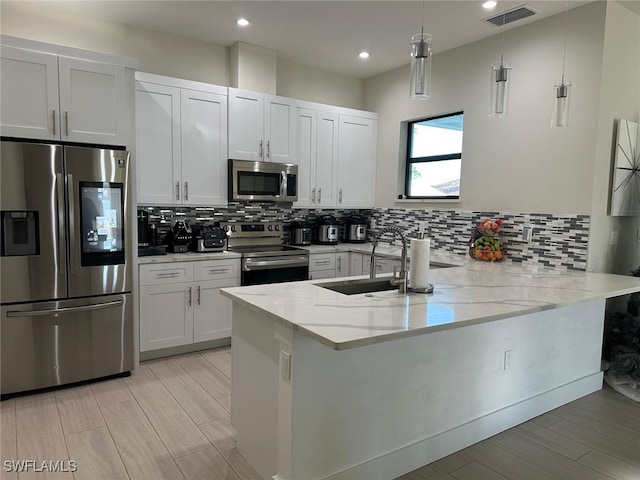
[164,220,193,253]
[191,225,227,252]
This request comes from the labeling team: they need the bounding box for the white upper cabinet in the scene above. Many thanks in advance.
[135,73,228,206]
[135,81,181,205]
[58,56,126,145]
[296,108,339,207]
[0,46,128,146]
[180,89,228,205]
[337,115,376,208]
[228,87,296,162]
[0,47,59,140]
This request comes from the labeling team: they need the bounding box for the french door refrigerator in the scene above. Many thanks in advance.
[1,141,133,398]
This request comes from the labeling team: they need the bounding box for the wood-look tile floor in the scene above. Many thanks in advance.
[0,346,258,480]
[398,383,640,480]
[2,346,639,480]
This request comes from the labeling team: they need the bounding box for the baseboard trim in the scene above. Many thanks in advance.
[139,337,231,361]
[320,372,603,480]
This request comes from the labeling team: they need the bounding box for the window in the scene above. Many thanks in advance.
[405,111,463,199]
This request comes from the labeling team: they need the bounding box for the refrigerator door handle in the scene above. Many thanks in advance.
[6,300,124,317]
[55,174,65,276]
[66,174,76,274]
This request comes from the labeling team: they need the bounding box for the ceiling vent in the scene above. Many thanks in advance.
[485,5,538,27]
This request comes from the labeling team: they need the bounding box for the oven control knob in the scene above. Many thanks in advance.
[231,225,236,232]
[268,225,273,231]
[223,225,230,232]
[275,225,280,231]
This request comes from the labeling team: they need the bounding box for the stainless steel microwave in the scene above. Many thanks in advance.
[228,159,298,202]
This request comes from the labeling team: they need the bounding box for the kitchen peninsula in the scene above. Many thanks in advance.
[221,262,640,480]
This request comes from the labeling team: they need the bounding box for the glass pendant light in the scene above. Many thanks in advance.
[410,1,432,100]
[489,0,511,117]
[552,1,571,128]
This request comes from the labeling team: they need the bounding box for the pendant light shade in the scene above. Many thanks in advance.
[410,33,432,99]
[489,60,511,117]
[552,81,571,128]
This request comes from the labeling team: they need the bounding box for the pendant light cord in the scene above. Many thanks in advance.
[560,0,569,84]
[421,0,425,36]
[500,0,507,66]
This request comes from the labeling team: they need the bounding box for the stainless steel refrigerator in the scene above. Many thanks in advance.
[1,141,133,398]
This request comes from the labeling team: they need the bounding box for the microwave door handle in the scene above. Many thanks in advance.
[281,171,286,197]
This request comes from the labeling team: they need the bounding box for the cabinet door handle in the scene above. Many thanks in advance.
[52,110,56,135]
[311,188,316,204]
[315,260,330,266]
[208,268,229,274]
[188,286,192,307]
[64,111,69,137]
[184,181,189,201]
[197,285,201,306]
[318,188,322,204]
[176,181,180,201]
[266,140,270,159]
[339,188,343,203]
[338,256,342,272]
[259,140,263,159]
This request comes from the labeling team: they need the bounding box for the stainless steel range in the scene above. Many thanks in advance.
[220,221,309,286]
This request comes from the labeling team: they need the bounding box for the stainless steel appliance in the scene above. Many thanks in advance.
[290,220,312,246]
[344,214,368,243]
[228,159,298,202]
[1,141,133,398]
[221,221,309,286]
[191,225,226,252]
[313,215,340,245]
[164,220,192,253]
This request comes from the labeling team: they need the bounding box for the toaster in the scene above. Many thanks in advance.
[191,225,227,252]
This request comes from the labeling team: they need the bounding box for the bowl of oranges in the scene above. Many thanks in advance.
[469,219,505,262]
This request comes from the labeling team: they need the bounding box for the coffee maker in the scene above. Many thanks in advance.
[137,209,165,256]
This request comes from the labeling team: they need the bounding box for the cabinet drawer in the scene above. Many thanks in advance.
[194,260,240,281]
[309,253,336,272]
[140,263,194,286]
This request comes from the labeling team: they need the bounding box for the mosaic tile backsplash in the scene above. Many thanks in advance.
[371,209,590,271]
[141,203,590,271]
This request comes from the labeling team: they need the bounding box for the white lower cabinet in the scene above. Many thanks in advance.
[139,259,240,352]
[374,257,401,275]
[335,252,350,277]
[350,252,367,276]
[308,253,336,280]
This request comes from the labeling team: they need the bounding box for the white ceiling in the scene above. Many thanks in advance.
[36,0,596,79]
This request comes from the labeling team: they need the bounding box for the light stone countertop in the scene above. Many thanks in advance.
[138,251,242,264]
[221,261,640,350]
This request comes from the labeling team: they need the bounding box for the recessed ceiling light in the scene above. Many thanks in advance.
[359,51,370,59]
[237,18,250,27]
[482,1,497,8]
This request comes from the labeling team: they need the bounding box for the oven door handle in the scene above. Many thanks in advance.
[243,255,309,271]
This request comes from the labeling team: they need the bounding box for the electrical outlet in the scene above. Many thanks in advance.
[522,226,533,243]
[419,221,427,236]
[280,351,291,382]
[504,350,513,370]
[610,231,619,246]
[370,218,376,230]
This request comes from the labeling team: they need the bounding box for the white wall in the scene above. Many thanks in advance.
[587,1,640,274]
[363,1,607,214]
[0,1,363,109]
[277,59,363,110]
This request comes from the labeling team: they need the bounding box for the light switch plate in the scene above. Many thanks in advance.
[610,231,619,246]
[280,351,291,382]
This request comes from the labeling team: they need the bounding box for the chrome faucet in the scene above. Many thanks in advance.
[370,226,408,293]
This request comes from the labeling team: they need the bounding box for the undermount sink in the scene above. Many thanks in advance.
[318,278,399,295]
